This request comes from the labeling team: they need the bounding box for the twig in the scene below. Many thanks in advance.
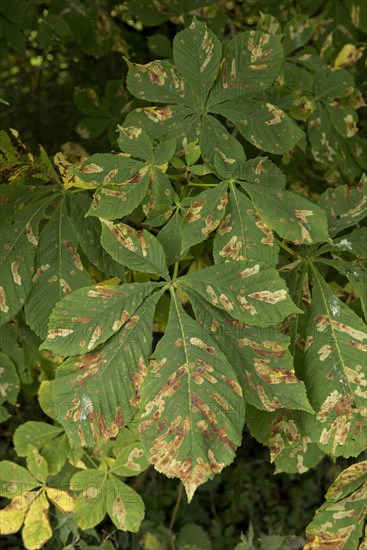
[168,482,183,550]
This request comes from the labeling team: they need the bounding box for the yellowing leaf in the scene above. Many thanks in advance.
[46,487,75,513]
[22,492,52,550]
[0,493,35,535]
[334,44,363,68]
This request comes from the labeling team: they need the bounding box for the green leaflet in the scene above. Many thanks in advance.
[142,168,175,227]
[324,103,358,139]
[101,221,170,280]
[84,129,175,222]
[206,30,284,105]
[25,199,90,339]
[283,15,315,55]
[125,105,198,143]
[305,461,367,549]
[302,266,367,457]
[0,319,44,385]
[106,475,145,532]
[70,469,106,529]
[313,68,355,100]
[0,197,52,325]
[13,422,63,456]
[139,294,245,502]
[73,153,141,190]
[117,125,154,162]
[110,441,148,477]
[157,210,187,266]
[246,406,324,475]
[308,104,344,166]
[26,446,48,484]
[0,461,41,498]
[333,227,367,258]
[173,19,222,108]
[125,58,195,106]
[213,185,279,267]
[53,291,162,447]
[188,292,313,414]
[87,164,151,220]
[70,468,144,532]
[241,184,329,244]
[318,176,367,236]
[41,282,158,356]
[179,181,228,252]
[212,99,305,155]
[179,260,301,327]
[239,157,286,190]
[200,114,246,178]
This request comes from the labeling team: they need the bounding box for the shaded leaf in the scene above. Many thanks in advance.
[318,177,367,236]
[68,194,125,278]
[25,199,90,339]
[246,407,324,474]
[0,198,51,325]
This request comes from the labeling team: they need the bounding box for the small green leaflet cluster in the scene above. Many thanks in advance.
[0,423,147,548]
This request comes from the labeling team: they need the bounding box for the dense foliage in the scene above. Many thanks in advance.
[1,1,366,549]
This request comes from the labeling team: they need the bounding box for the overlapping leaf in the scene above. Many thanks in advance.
[41,282,157,356]
[0,353,19,422]
[101,221,170,279]
[0,197,52,325]
[318,176,367,236]
[52,290,162,447]
[139,294,245,501]
[301,266,367,457]
[188,292,312,413]
[305,461,367,549]
[179,260,300,326]
[246,406,325,475]
[178,181,228,252]
[25,199,90,339]
[68,194,125,278]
